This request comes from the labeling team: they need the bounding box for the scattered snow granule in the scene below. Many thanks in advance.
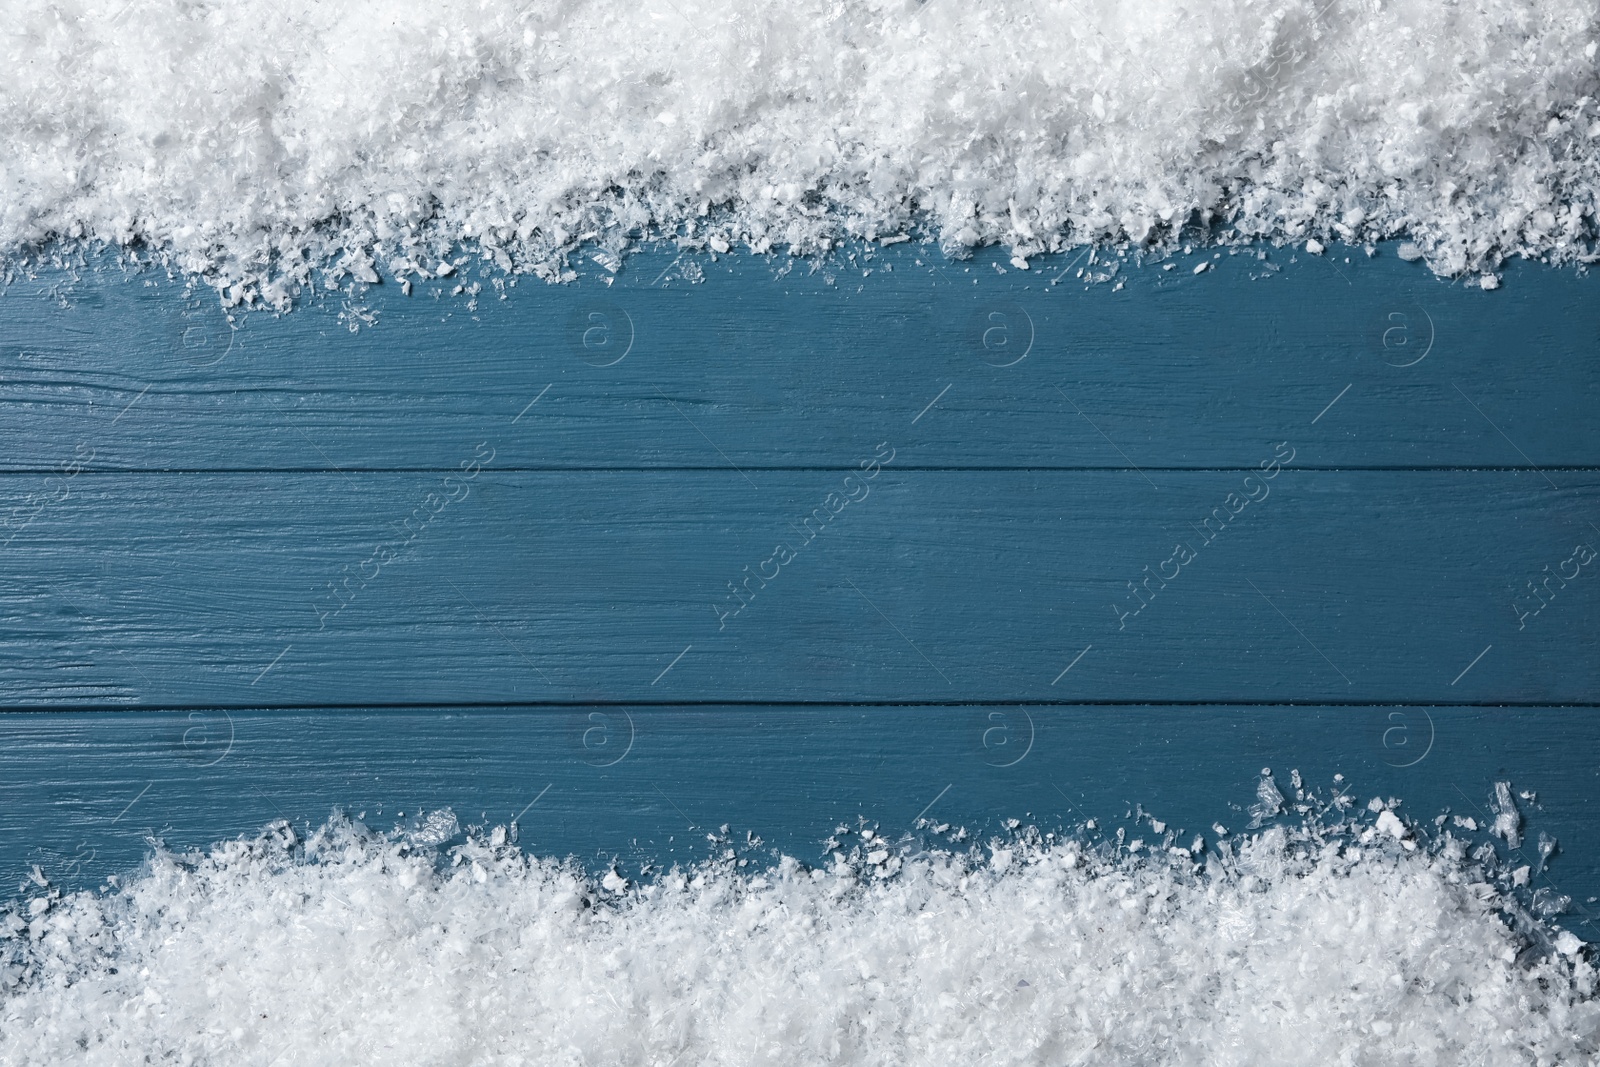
[1192,262,1210,274]
[1375,811,1407,841]
[1249,771,1285,828]
[1305,240,1325,255]
[1540,832,1560,871]
[1492,781,1523,848]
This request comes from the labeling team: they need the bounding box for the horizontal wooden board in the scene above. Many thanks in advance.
[4,706,1593,937]
[3,249,1596,934]
[2,470,1595,706]
[1,245,1597,471]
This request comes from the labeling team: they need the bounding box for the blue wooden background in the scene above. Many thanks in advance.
[0,243,1595,934]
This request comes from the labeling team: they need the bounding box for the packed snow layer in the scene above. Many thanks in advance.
[1,814,1595,1065]
[4,0,1600,305]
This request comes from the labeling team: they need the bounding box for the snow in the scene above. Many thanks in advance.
[1375,809,1408,841]
[1,809,1595,1065]
[5,0,1600,306]
[1492,780,1524,849]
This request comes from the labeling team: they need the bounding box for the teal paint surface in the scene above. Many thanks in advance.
[0,469,1594,705]
[0,243,1594,935]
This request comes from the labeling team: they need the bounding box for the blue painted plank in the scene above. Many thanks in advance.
[2,248,1595,946]
[1,245,1597,471]
[0,470,1595,706]
[3,706,1593,937]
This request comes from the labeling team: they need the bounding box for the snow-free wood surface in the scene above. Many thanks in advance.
[0,244,1595,936]
[1,470,1595,706]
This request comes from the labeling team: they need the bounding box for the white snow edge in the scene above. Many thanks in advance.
[4,0,1600,306]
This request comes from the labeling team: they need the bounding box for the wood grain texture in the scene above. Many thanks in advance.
[1,247,1596,914]
[1,245,1597,471]
[3,707,1594,933]
[1,470,1595,706]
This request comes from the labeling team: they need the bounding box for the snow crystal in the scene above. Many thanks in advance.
[1248,768,1285,827]
[1541,831,1562,872]
[1492,780,1524,849]
[1,808,1594,1066]
[1375,809,1408,841]
[4,0,1600,305]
